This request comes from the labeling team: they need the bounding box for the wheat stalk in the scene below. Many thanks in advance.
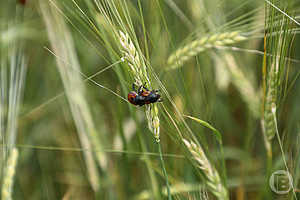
[167,31,246,70]
[40,0,105,191]
[263,5,293,141]
[183,139,229,200]
[0,10,27,199]
[223,53,260,117]
[119,30,160,142]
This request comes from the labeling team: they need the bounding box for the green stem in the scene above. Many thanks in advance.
[158,143,172,200]
[137,130,161,200]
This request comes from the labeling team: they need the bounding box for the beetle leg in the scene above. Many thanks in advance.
[141,82,149,91]
[143,86,150,92]
[132,83,137,92]
[138,85,143,94]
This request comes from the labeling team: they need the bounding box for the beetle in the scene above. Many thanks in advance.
[128,83,162,106]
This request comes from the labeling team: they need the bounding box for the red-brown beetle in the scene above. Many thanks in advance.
[128,83,162,106]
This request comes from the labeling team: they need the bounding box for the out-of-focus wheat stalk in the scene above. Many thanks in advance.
[0,37,27,156]
[40,0,107,192]
[167,32,247,70]
[1,3,27,197]
[183,139,229,200]
[223,53,260,117]
[119,30,160,142]
[134,182,205,200]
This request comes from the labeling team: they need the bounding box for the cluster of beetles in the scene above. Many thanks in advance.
[127,83,162,106]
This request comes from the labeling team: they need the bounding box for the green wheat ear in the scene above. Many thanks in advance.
[167,31,247,70]
[261,1,295,178]
[183,139,229,200]
[263,2,294,141]
[118,30,160,142]
[1,148,19,200]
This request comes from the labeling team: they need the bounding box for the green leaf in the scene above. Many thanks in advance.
[184,115,222,144]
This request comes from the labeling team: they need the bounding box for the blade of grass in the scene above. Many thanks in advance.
[158,143,172,200]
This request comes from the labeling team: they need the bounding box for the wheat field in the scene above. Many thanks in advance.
[1,0,300,199]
